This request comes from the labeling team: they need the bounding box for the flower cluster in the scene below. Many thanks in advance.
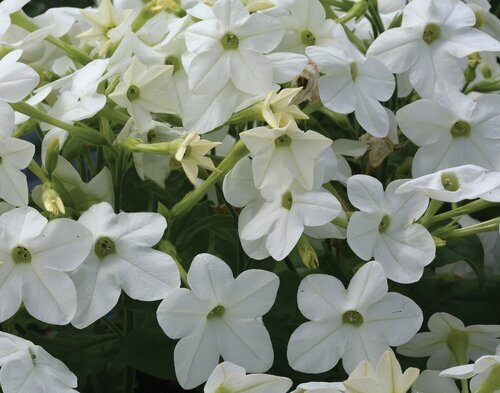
[0,0,500,392]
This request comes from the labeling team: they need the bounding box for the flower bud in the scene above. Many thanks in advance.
[297,236,319,269]
[44,138,60,177]
[41,185,65,216]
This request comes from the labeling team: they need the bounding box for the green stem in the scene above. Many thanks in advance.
[335,1,368,24]
[159,240,189,288]
[323,182,351,213]
[170,140,249,219]
[419,200,444,227]
[100,104,130,124]
[475,365,500,393]
[444,217,500,238]
[430,200,498,224]
[28,160,49,182]
[101,317,125,338]
[10,12,92,65]
[123,308,135,393]
[332,216,348,229]
[10,102,114,151]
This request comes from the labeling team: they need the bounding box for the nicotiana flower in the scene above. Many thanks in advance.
[261,87,309,129]
[109,57,176,131]
[184,0,284,95]
[367,0,500,97]
[287,261,423,374]
[412,370,460,393]
[71,202,180,328]
[204,361,292,393]
[346,175,435,284]
[275,0,339,54]
[156,253,279,389]
[306,28,395,137]
[0,207,92,324]
[238,178,342,261]
[441,345,500,393]
[396,165,500,203]
[396,89,500,176]
[343,349,420,393]
[398,312,500,370]
[0,332,78,393]
[291,382,345,393]
[239,121,332,190]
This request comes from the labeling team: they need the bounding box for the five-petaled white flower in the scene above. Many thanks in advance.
[287,261,423,374]
[156,253,279,389]
[71,202,180,328]
[346,175,435,283]
[0,332,79,393]
[0,207,92,325]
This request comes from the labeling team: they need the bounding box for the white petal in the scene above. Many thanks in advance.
[346,261,388,309]
[188,50,230,94]
[0,62,39,103]
[230,49,273,95]
[346,212,381,261]
[354,89,390,138]
[292,191,341,227]
[347,175,386,212]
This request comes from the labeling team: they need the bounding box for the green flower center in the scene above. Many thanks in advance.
[441,172,460,192]
[94,237,116,260]
[350,62,358,82]
[450,120,471,138]
[474,12,483,29]
[126,85,141,101]
[300,29,316,46]
[282,191,293,210]
[342,310,364,327]
[221,32,239,50]
[11,246,32,264]
[275,134,292,147]
[378,215,391,233]
[422,23,441,44]
[446,329,469,365]
[207,305,225,319]
[165,55,181,73]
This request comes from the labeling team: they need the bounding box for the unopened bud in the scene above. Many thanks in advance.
[297,236,319,269]
[44,138,60,176]
[42,186,65,215]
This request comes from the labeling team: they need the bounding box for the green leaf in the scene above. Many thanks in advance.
[433,235,485,285]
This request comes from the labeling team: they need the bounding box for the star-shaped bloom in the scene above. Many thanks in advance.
[396,165,500,203]
[184,0,284,95]
[204,361,292,393]
[441,345,500,393]
[343,349,420,393]
[261,88,309,129]
[287,261,423,374]
[275,0,339,54]
[367,0,500,97]
[71,202,180,328]
[156,253,279,389]
[398,312,500,370]
[412,370,460,393]
[396,89,500,177]
[109,57,176,131]
[306,32,395,137]
[240,121,332,190]
[0,207,93,324]
[238,179,342,261]
[346,175,435,284]
[0,332,78,393]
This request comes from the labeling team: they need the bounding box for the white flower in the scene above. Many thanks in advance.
[291,382,345,393]
[0,207,92,324]
[287,261,423,374]
[0,332,78,393]
[261,87,308,129]
[441,345,500,393]
[396,89,500,176]
[204,361,292,393]
[238,180,341,261]
[276,0,339,54]
[306,30,395,137]
[396,165,500,203]
[109,57,176,131]
[398,312,500,370]
[412,370,460,393]
[346,175,435,284]
[239,121,332,190]
[343,349,420,393]
[367,0,500,97]
[71,202,180,328]
[184,0,284,95]
[156,253,279,389]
